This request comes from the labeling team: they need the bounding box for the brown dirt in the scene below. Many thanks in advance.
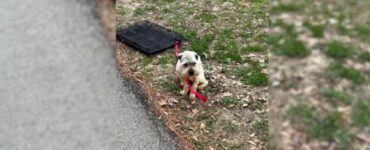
[97,0,115,46]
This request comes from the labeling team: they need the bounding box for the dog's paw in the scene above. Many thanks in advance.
[180,90,187,96]
[189,94,196,100]
[198,81,208,90]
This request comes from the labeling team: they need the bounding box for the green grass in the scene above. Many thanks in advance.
[214,28,242,63]
[319,88,352,106]
[244,71,268,86]
[215,41,242,63]
[234,68,268,86]
[268,136,278,150]
[250,0,267,3]
[133,7,148,16]
[198,12,217,23]
[304,112,339,138]
[175,26,197,40]
[271,3,304,13]
[230,143,244,150]
[269,33,310,57]
[352,100,370,127]
[193,140,206,150]
[191,34,215,54]
[252,119,268,141]
[337,25,351,35]
[219,96,239,107]
[116,5,127,16]
[243,57,261,69]
[287,105,351,150]
[241,44,266,53]
[329,63,366,84]
[305,112,351,150]
[205,117,215,128]
[333,130,352,150]
[215,50,242,63]
[161,0,176,2]
[287,104,316,124]
[240,32,249,39]
[337,25,370,41]
[174,26,214,54]
[219,28,234,39]
[270,21,310,57]
[273,20,298,36]
[268,33,282,45]
[359,52,370,62]
[325,41,353,60]
[141,56,153,65]
[353,25,370,41]
[251,100,265,110]
[303,22,325,38]
[222,122,238,133]
[254,32,268,43]
[195,110,214,121]
[158,57,168,65]
[160,80,178,93]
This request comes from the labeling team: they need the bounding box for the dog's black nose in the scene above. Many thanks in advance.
[188,69,194,75]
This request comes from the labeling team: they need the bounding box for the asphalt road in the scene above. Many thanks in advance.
[0,0,177,150]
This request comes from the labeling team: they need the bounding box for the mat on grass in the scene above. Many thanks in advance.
[116,20,183,55]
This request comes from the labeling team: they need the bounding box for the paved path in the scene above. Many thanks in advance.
[0,0,177,150]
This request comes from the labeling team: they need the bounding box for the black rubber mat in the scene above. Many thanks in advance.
[116,20,183,55]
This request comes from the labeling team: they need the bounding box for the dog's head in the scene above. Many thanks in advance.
[176,51,201,77]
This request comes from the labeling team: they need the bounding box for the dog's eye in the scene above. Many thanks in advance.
[184,63,188,67]
[195,55,199,60]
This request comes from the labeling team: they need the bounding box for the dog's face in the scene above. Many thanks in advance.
[176,51,201,78]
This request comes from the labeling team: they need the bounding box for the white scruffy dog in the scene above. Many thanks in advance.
[175,51,208,99]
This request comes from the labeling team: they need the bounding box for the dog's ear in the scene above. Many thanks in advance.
[177,54,182,60]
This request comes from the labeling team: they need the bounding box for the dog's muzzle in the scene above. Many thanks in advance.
[188,68,194,76]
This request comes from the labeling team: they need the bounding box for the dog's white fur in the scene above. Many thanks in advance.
[175,51,208,99]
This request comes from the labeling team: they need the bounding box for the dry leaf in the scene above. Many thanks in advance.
[208,146,215,150]
[223,92,232,97]
[192,109,199,114]
[200,123,206,129]
[159,100,167,107]
[250,133,255,137]
[242,103,249,108]
[192,136,198,141]
[247,141,256,146]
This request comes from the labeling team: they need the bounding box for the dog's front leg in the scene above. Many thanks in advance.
[198,79,208,90]
[189,78,199,100]
[180,78,188,96]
